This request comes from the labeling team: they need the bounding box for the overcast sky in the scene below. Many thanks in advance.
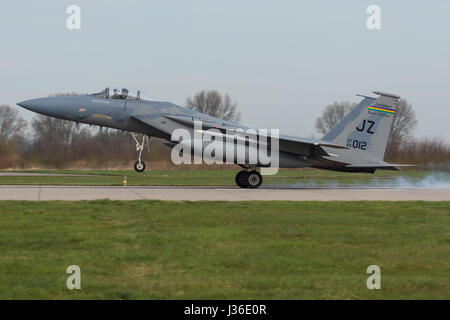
[1,1,449,140]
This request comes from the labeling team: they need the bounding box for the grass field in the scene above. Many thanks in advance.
[0,200,448,299]
[0,169,438,187]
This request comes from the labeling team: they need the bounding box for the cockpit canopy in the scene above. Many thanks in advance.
[89,87,142,100]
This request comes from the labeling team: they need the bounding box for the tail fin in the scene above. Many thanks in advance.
[322,91,400,160]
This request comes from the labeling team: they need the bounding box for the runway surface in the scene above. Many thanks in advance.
[0,172,99,177]
[0,185,449,201]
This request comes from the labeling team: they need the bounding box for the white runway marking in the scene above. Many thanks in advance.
[0,185,448,201]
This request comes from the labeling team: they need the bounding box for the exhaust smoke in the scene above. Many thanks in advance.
[270,172,450,189]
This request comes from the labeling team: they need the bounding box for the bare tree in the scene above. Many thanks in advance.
[388,99,417,145]
[384,99,417,159]
[29,115,87,167]
[0,105,27,141]
[315,101,356,136]
[32,114,81,145]
[186,90,241,122]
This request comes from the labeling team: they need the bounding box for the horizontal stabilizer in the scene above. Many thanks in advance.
[346,164,418,167]
[346,163,418,171]
[315,142,349,150]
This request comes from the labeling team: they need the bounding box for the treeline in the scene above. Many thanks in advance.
[0,106,172,169]
[386,138,450,171]
[0,105,449,170]
[0,106,230,170]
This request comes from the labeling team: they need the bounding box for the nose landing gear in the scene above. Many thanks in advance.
[235,170,263,189]
[131,133,149,173]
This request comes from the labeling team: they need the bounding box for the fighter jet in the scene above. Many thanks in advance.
[17,88,406,188]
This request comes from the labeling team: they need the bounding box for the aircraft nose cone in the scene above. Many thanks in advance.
[16,97,64,117]
[17,96,69,118]
[17,98,42,112]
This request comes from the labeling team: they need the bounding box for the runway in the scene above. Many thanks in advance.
[0,172,100,177]
[0,185,449,201]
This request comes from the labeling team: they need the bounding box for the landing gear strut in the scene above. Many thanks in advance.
[235,170,263,189]
[131,133,149,173]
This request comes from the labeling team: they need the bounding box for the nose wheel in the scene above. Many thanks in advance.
[235,170,262,189]
[134,161,146,173]
[131,133,150,173]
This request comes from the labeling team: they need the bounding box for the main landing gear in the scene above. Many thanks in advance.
[235,170,263,189]
[131,133,149,173]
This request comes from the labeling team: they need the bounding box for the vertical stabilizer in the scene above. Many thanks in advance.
[323,91,400,160]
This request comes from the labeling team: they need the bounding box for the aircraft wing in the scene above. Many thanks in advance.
[277,134,349,157]
[131,113,349,158]
[164,114,349,157]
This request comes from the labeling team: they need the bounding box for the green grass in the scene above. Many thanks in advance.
[0,169,436,186]
[0,200,448,299]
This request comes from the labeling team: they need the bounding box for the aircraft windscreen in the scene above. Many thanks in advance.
[89,87,166,102]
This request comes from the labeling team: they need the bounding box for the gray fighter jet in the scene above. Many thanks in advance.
[17,88,406,188]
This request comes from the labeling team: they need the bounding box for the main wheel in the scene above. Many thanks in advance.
[246,170,263,189]
[134,161,146,173]
[235,171,248,188]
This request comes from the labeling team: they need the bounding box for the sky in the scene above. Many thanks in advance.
[1,1,449,140]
